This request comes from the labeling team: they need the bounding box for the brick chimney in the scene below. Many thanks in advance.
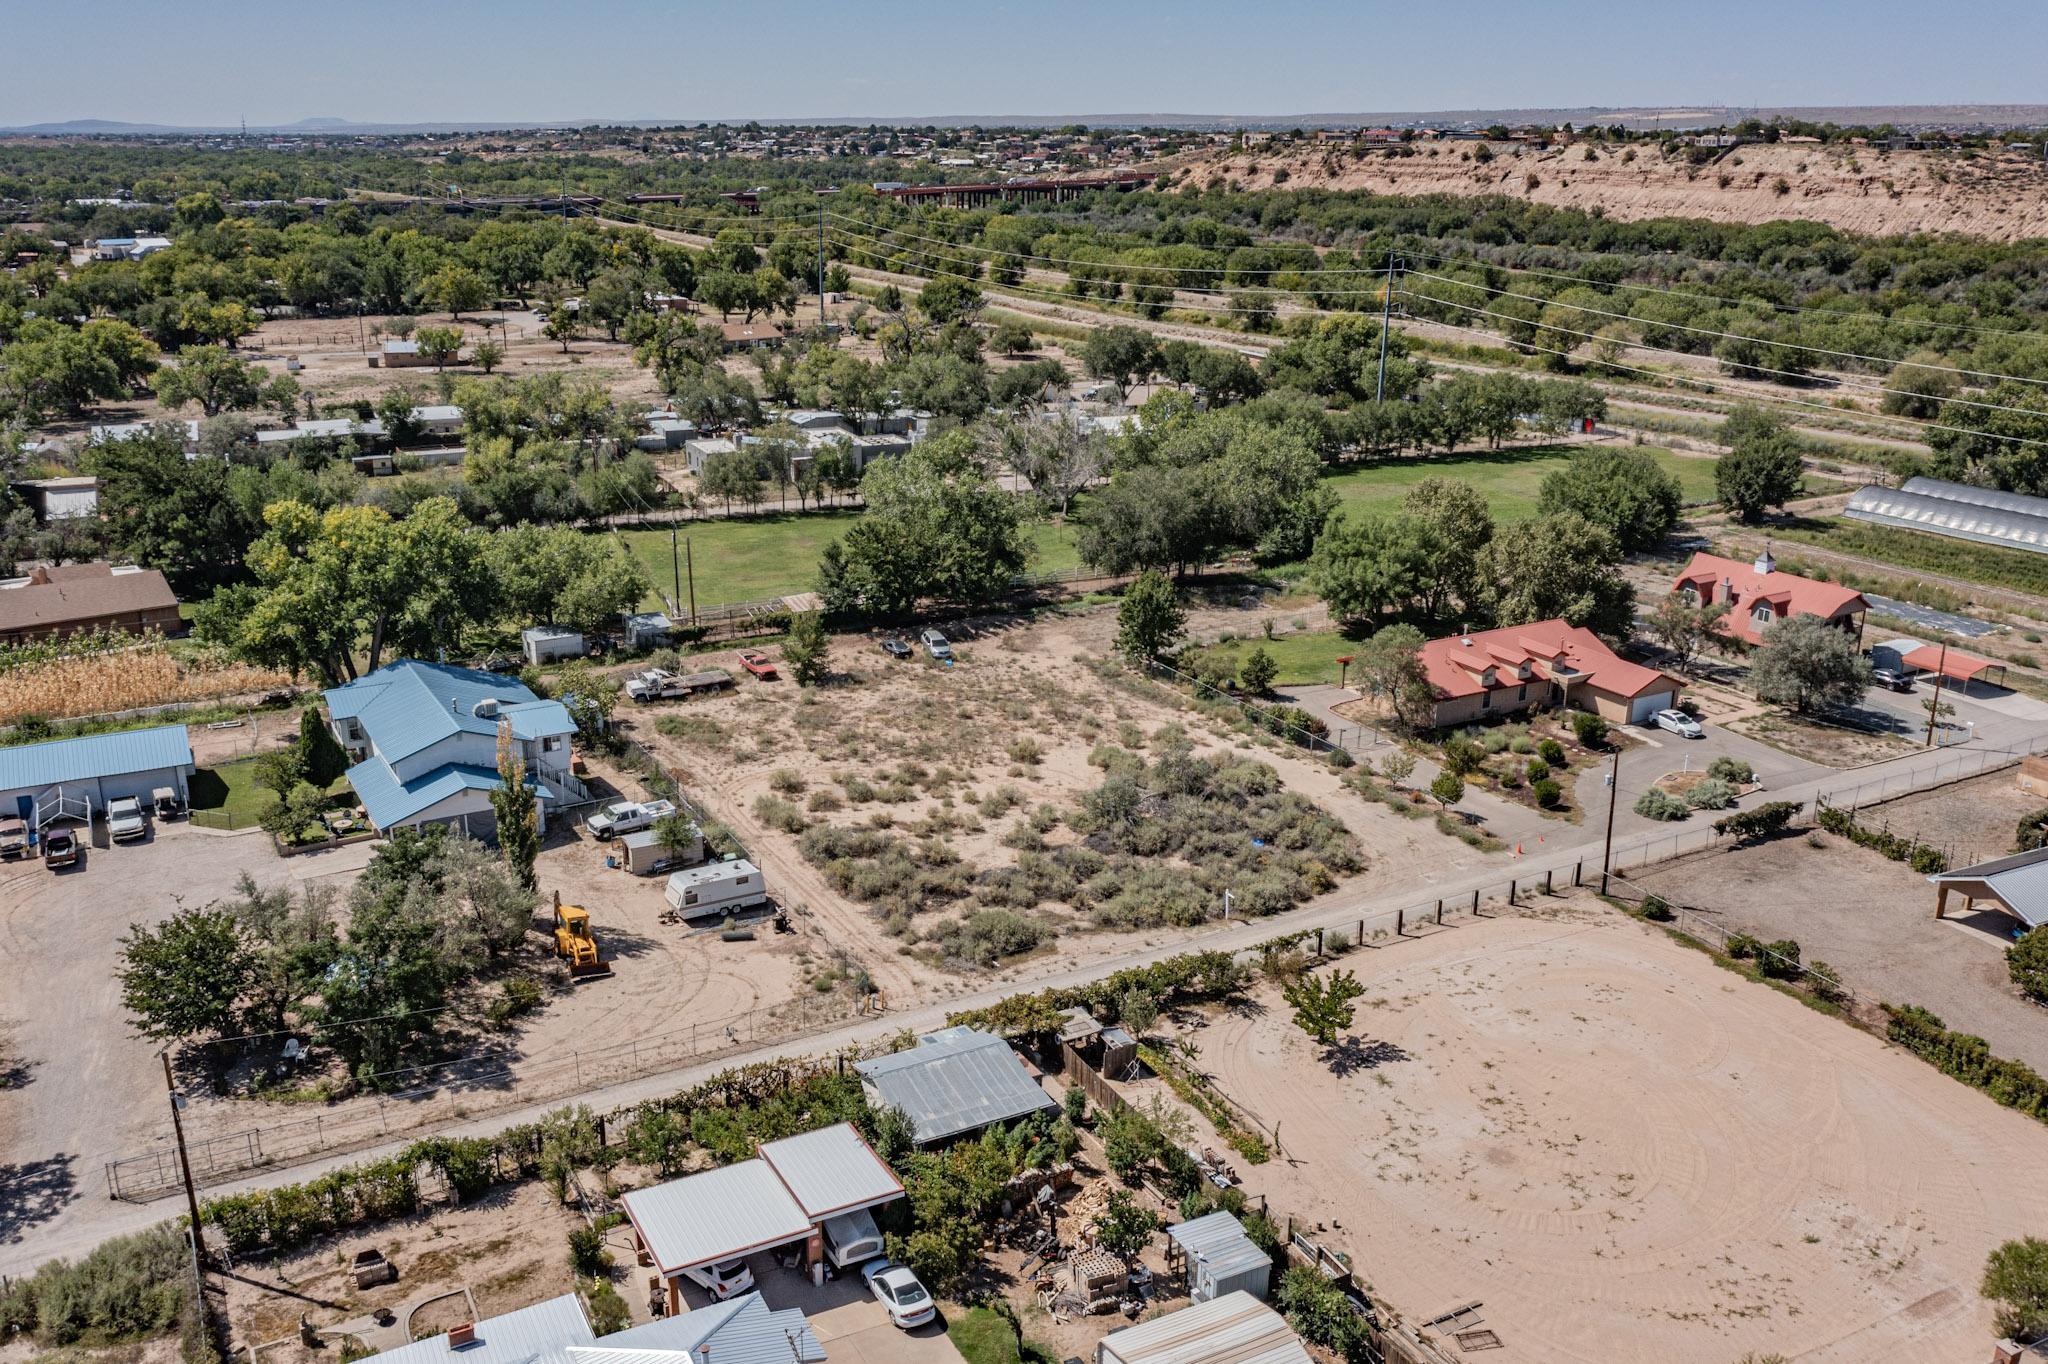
[447,1322,476,1348]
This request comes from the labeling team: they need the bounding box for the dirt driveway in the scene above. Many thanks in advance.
[0,820,374,1249]
[1187,906,2048,1363]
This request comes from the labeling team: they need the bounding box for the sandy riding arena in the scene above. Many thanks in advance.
[1195,909,2048,1363]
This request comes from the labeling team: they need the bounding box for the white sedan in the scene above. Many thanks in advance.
[1651,708,1703,739]
[862,1260,936,1329]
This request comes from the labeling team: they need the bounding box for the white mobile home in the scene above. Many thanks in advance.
[664,859,767,919]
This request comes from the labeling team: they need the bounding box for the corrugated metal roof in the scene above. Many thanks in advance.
[1929,845,2048,928]
[0,724,192,794]
[571,1293,823,1364]
[757,1121,904,1220]
[1845,481,2048,556]
[348,759,554,830]
[622,1159,815,1274]
[1167,1212,1272,1285]
[1099,1293,1311,1364]
[325,660,571,762]
[371,1293,592,1364]
[854,1026,1059,1144]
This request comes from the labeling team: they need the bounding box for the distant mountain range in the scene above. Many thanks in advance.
[7,105,2047,137]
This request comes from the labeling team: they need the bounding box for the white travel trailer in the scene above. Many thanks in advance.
[663,859,768,920]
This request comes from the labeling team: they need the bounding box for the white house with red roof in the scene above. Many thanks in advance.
[1669,548,1868,649]
[1418,619,1682,729]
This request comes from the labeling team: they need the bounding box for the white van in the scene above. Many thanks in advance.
[820,1208,886,1269]
[663,859,768,921]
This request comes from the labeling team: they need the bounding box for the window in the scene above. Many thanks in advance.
[1481,691,1492,711]
[684,890,698,904]
[542,737,563,752]
[1517,684,1528,702]
[1752,605,1774,625]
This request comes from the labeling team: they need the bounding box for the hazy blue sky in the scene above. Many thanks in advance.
[8,0,2045,126]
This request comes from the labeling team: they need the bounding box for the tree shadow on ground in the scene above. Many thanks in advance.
[1324,1036,1410,1078]
[0,1152,78,1244]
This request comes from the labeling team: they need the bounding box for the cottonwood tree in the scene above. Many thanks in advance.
[118,907,252,1042]
[1401,477,1494,616]
[1647,593,1732,672]
[1079,325,1163,403]
[1536,446,1682,554]
[151,345,272,417]
[999,411,1103,517]
[1476,512,1636,639]
[1352,624,1433,732]
[1308,514,1430,626]
[816,433,1026,617]
[1748,615,1872,713]
[1716,406,1805,522]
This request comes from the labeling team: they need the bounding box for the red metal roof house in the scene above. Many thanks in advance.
[1419,619,1682,728]
[1669,549,1867,649]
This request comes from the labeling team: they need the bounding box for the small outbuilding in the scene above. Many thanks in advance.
[1096,1291,1311,1364]
[521,625,585,666]
[621,824,702,874]
[0,724,194,821]
[623,612,673,651]
[855,1025,1060,1146]
[1930,846,2048,932]
[1167,1211,1275,1303]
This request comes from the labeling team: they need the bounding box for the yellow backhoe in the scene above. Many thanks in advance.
[552,891,610,978]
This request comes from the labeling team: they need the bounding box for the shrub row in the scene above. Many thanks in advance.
[1713,800,1802,842]
[1815,805,1948,873]
[946,947,1252,1038]
[1884,1004,2048,1123]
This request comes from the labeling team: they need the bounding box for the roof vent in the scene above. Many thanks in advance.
[1754,544,1776,576]
[472,698,501,719]
[1459,637,1472,647]
[447,1323,476,1348]
[449,696,460,714]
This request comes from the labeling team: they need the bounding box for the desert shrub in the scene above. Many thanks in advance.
[1524,758,1550,782]
[1683,777,1737,810]
[1327,746,1355,769]
[1088,742,1144,777]
[1277,1265,1376,1363]
[1816,805,1947,871]
[805,788,843,813]
[1440,735,1485,776]
[1500,769,1522,790]
[768,768,806,795]
[1634,789,1689,821]
[1725,931,1762,960]
[586,1277,629,1336]
[1706,756,1754,783]
[751,794,808,834]
[1006,737,1044,766]
[2010,927,2048,1005]
[1758,939,1803,980]
[1570,712,1609,747]
[0,1223,190,1346]
[1509,735,1535,754]
[486,975,545,1025]
[1639,894,1674,921]
[1805,959,1847,1004]
[930,909,1048,967]
[838,774,877,803]
[1537,737,1566,766]
[1532,777,1563,808]
[1063,1085,1088,1124]
[1885,1004,2048,1124]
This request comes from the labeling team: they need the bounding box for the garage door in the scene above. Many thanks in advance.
[1630,691,1674,724]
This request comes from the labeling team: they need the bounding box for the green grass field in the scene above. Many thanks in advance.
[1189,630,1363,688]
[189,757,351,830]
[1323,443,1718,523]
[615,515,1080,610]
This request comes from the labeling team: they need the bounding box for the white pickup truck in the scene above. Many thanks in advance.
[107,796,148,842]
[625,667,733,703]
[586,798,677,841]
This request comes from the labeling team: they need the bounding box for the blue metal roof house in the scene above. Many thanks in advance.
[0,724,194,824]
[324,659,585,839]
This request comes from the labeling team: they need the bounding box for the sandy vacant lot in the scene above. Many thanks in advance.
[624,603,1494,1008]
[1188,907,2048,1363]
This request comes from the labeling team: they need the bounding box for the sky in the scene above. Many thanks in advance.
[7,0,2046,127]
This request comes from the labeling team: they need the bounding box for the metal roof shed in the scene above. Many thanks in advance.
[1096,1292,1311,1364]
[0,724,194,814]
[854,1026,1060,1145]
[1167,1211,1275,1303]
[1930,845,2048,930]
[622,1159,815,1276]
[369,1292,592,1364]
[757,1121,905,1221]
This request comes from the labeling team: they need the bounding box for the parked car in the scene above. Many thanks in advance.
[586,798,678,841]
[878,636,912,660]
[862,1261,936,1329]
[736,648,778,679]
[919,629,953,661]
[1870,667,1916,693]
[42,826,79,867]
[1651,708,1703,739]
[0,816,26,859]
[682,1257,755,1300]
[107,796,147,842]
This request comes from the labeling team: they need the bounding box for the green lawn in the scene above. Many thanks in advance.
[1323,443,1719,524]
[615,514,1081,611]
[189,758,351,830]
[946,1307,1059,1364]
[1190,629,1363,688]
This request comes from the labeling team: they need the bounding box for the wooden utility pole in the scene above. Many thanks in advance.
[685,536,698,623]
[1923,640,1948,748]
[1599,748,1621,894]
[161,1051,206,1265]
[669,525,682,616]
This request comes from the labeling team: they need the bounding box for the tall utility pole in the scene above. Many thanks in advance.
[1923,639,1949,747]
[1598,748,1621,894]
[817,194,828,328]
[685,536,698,623]
[1374,253,1397,404]
[161,1051,206,1265]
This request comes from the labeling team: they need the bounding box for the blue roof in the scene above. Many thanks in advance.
[579,1293,824,1363]
[325,659,572,763]
[0,724,193,793]
[348,759,555,830]
[372,1293,591,1364]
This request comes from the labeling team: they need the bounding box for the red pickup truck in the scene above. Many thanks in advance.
[736,649,779,680]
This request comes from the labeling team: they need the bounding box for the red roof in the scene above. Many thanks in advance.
[1901,643,2001,682]
[1670,552,1866,647]
[1420,619,1676,703]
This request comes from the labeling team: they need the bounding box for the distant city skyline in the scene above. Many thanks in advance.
[5,0,2043,129]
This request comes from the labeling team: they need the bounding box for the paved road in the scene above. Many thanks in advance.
[8,685,2046,1279]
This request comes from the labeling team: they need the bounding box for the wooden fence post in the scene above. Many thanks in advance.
[1508,878,1516,904]
[1435,898,1443,925]
[1395,909,1404,937]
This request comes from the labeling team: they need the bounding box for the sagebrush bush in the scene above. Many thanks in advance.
[752,794,809,834]
[1683,777,1737,810]
[768,768,806,795]
[1634,789,1689,821]
[1706,756,1754,784]
[0,1223,190,1346]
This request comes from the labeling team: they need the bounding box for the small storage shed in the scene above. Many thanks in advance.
[624,612,673,651]
[0,724,194,819]
[622,824,702,875]
[1097,1291,1310,1364]
[854,1025,1060,1146]
[1168,1211,1274,1303]
[521,625,584,665]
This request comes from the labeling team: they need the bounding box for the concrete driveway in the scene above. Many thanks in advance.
[1588,717,1830,838]
[714,1261,964,1363]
